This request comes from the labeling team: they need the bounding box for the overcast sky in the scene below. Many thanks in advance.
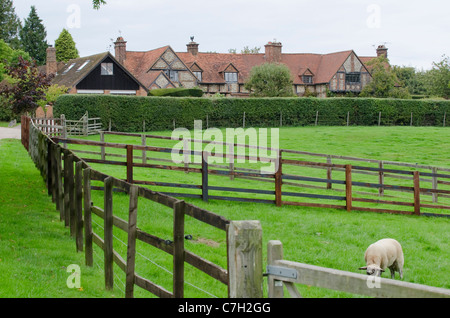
[13,0,450,70]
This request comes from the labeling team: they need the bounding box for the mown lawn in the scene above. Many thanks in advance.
[1,126,449,298]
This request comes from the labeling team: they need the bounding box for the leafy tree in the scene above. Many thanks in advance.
[0,0,22,49]
[55,28,79,63]
[229,46,261,54]
[93,0,106,9]
[425,55,450,99]
[244,63,294,97]
[0,56,53,115]
[0,39,30,81]
[20,6,48,65]
[360,55,410,99]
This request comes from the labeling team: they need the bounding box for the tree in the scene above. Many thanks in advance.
[244,63,294,97]
[93,0,106,9]
[0,56,53,115]
[20,6,48,65]
[229,46,261,54]
[425,55,450,99]
[0,39,30,81]
[55,28,79,63]
[360,55,410,99]
[0,0,22,49]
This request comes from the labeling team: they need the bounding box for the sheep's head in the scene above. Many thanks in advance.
[358,265,385,276]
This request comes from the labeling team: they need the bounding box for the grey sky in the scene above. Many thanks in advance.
[13,0,450,70]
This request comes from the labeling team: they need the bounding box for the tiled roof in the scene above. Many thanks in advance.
[52,52,109,87]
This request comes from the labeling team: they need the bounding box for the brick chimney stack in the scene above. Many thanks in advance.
[46,45,57,76]
[376,44,388,59]
[114,36,127,64]
[264,41,282,63]
[187,36,199,56]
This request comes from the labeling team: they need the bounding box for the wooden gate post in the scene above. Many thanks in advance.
[267,240,284,298]
[227,220,263,298]
[126,145,133,184]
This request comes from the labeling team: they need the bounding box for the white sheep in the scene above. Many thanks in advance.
[358,238,404,279]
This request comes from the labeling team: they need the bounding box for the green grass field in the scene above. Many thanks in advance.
[1,126,449,298]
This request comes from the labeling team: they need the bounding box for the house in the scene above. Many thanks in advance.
[45,46,148,96]
[113,37,387,98]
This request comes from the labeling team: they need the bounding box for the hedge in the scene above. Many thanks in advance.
[148,87,204,97]
[53,95,450,132]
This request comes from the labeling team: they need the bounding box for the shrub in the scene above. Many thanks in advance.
[148,87,204,97]
[53,95,450,132]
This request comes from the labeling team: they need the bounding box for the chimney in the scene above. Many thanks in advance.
[376,44,388,58]
[46,45,57,76]
[264,41,282,63]
[114,36,127,64]
[187,36,199,56]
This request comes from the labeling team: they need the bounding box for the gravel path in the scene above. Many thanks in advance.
[0,125,21,140]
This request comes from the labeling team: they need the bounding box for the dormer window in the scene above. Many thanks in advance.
[224,72,238,83]
[101,63,114,75]
[302,75,313,84]
[193,71,202,81]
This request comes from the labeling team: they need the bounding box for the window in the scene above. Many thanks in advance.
[302,75,313,84]
[224,72,238,83]
[62,63,76,75]
[77,60,90,72]
[193,71,202,81]
[165,70,179,82]
[345,72,360,84]
[101,63,114,75]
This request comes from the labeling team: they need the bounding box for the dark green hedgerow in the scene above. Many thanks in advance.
[53,95,450,132]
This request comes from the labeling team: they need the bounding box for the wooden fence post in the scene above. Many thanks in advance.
[141,134,147,164]
[202,151,209,202]
[275,150,282,207]
[267,240,284,298]
[63,152,73,229]
[47,140,53,198]
[125,185,139,298]
[345,165,352,212]
[83,168,93,267]
[379,161,384,197]
[173,200,186,298]
[413,171,421,216]
[100,131,105,160]
[229,143,235,181]
[104,176,114,290]
[75,161,84,252]
[126,144,133,184]
[55,145,64,221]
[227,220,263,298]
[431,167,438,203]
[326,155,332,189]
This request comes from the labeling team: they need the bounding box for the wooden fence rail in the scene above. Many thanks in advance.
[267,240,450,298]
[51,134,450,218]
[21,116,264,298]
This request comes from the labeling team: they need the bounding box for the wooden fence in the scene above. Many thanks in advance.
[20,116,262,298]
[29,112,101,138]
[51,131,450,218]
[266,240,450,298]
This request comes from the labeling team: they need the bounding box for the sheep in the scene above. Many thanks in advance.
[358,238,404,279]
